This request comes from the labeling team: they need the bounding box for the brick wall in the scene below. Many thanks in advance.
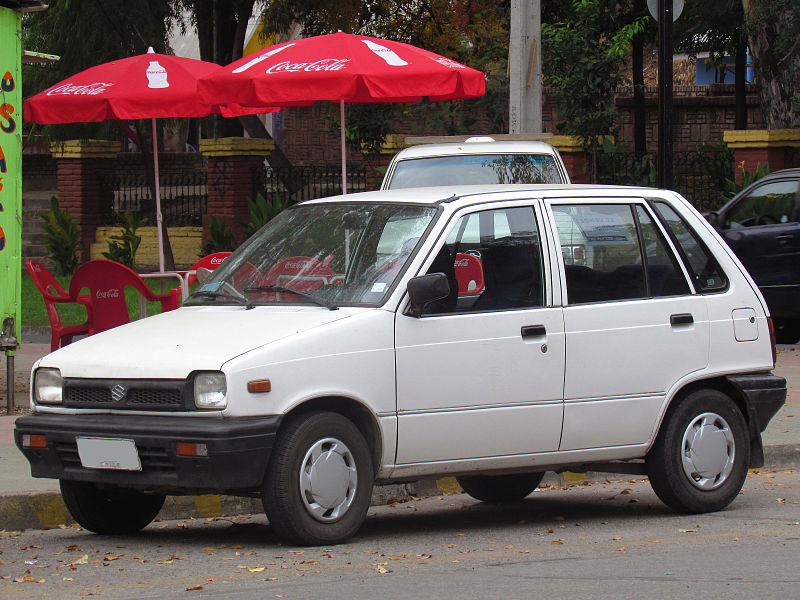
[274,85,765,164]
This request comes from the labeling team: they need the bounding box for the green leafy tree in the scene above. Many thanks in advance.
[742,0,800,128]
[542,0,646,181]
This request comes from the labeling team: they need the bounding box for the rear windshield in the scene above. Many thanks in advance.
[386,153,564,189]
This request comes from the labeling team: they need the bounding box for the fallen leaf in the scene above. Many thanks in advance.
[71,555,89,565]
[503,544,514,549]
[678,529,697,533]
[551,540,564,545]
[375,565,389,574]
[248,567,266,573]
[186,585,204,591]
[620,488,632,495]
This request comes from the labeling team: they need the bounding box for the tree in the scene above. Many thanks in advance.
[742,0,800,128]
[542,0,646,180]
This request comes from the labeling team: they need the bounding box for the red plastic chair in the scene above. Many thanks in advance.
[454,253,485,296]
[186,251,232,286]
[25,260,93,352]
[69,260,180,335]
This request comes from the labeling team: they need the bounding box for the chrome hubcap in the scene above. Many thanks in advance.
[299,437,357,522]
[681,412,735,490]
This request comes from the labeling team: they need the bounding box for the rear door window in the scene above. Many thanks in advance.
[551,203,691,304]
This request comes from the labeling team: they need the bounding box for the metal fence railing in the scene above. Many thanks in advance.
[596,148,735,213]
[252,165,368,205]
[99,171,207,227]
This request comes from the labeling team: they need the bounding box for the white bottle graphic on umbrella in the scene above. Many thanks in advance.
[361,40,408,66]
[146,61,169,88]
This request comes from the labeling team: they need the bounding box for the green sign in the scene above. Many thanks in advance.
[0,7,21,351]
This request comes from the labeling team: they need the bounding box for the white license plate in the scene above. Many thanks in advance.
[76,437,142,471]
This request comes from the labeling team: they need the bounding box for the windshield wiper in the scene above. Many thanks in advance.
[244,285,339,311]
[189,289,248,306]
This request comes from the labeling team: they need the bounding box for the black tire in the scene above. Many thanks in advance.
[456,472,545,503]
[646,389,749,514]
[262,412,374,546]
[60,480,165,534]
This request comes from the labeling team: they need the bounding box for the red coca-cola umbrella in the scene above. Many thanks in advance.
[24,48,266,272]
[198,32,486,191]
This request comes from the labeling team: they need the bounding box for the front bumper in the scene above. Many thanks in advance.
[15,413,281,495]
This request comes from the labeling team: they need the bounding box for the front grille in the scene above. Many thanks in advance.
[63,379,190,411]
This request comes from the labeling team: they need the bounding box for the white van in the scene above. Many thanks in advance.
[16,184,786,546]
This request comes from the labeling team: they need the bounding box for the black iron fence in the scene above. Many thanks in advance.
[596,148,735,213]
[99,171,207,227]
[253,165,368,205]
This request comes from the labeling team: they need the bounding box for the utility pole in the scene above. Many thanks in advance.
[509,0,542,134]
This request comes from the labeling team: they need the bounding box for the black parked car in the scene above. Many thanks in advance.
[707,168,800,343]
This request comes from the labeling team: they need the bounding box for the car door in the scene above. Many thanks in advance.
[394,201,565,465]
[548,199,711,451]
[717,176,800,317]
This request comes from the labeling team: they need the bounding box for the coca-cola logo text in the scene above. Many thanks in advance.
[46,83,114,96]
[265,59,350,74]
[210,257,225,265]
[96,288,121,299]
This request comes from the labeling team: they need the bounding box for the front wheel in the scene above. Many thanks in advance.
[456,472,545,503]
[646,389,749,514]
[262,412,374,546]
[60,481,165,534]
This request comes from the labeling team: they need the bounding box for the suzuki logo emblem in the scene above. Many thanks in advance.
[110,384,127,403]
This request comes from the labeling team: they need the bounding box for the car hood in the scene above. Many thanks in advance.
[38,306,354,379]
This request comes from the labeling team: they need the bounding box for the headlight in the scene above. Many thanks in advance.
[34,368,63,405]
[194,372,227,409]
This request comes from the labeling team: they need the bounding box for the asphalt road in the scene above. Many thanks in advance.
[1,470,798,599]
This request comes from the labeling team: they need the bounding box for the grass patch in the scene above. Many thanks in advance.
[22,272,183,328]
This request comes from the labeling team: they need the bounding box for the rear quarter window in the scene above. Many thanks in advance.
[651,200,728,293]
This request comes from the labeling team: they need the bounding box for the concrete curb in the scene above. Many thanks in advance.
[3,445,798,533]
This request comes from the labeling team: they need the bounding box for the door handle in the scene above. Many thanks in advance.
[670,313,694,326]
[776,233,792,244]
[521,325,547,338]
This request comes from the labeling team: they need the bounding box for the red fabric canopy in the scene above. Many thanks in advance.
[198,32,486,108]
[24,50,264,124]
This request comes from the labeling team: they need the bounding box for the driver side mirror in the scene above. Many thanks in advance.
[407,273,450,318]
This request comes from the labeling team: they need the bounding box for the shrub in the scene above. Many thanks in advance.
[102,211,146,268]
[40,196,80,275]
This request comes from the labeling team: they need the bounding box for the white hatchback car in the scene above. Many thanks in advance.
[381,137,571,189]
[17,184,785,546]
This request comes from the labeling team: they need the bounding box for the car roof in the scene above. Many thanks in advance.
[392,140,561,159]
[300,184,673,207]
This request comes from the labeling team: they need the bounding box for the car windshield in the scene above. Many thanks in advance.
[387,153,563,189]
[186,202,438,308]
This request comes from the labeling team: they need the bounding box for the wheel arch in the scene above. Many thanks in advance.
[656,375,764,467]
[279,396,383,476]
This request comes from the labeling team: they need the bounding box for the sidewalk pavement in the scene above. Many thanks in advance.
[1,334,798,531]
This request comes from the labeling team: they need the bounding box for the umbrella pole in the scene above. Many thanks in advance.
[152,117,165,272]
[340,99,347,195]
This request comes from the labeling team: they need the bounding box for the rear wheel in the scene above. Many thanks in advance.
[456,472,545,503]
[60,480,165,534]
[262,412,374,546]
[646,389,749,513]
